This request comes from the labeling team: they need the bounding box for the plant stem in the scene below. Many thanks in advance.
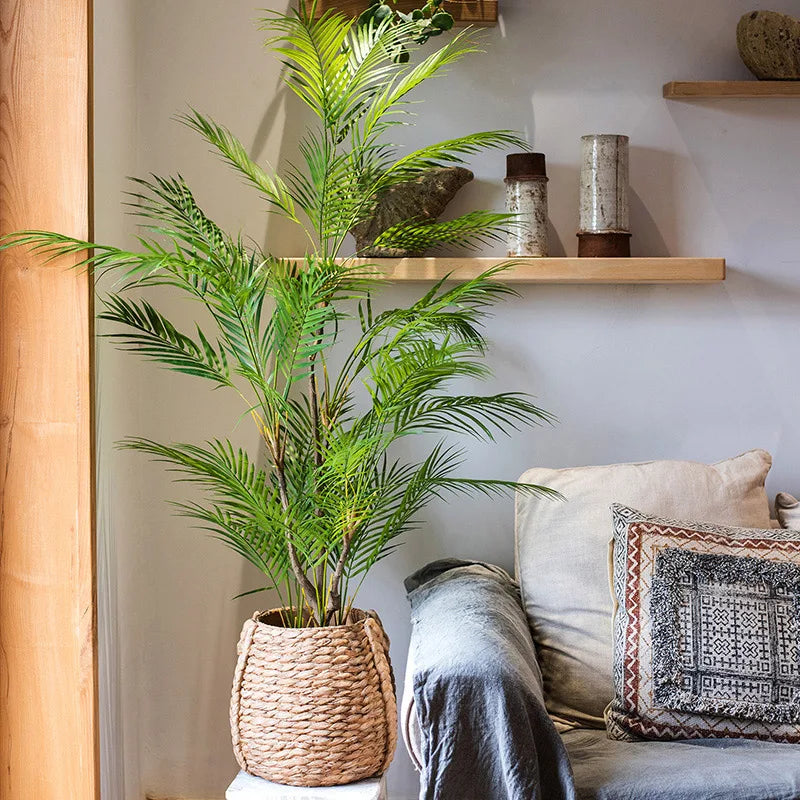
[309,325,328,600]
[325,525,355,624]
[274,455,322,624]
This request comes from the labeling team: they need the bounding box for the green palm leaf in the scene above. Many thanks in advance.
[99,295,232,386]
[179,109,301,225]
[371,210,516,253]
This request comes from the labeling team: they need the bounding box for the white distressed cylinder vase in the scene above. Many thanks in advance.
[505,152,549,257]
[579,134,630,234]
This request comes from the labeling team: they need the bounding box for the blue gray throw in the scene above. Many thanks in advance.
[405,559,577,800]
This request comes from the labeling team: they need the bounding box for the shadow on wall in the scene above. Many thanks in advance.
[252,20,316,259]
[665,99,800,255]
[629,146,680,258]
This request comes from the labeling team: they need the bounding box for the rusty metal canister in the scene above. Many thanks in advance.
[578,134,631,257]
[579,134,629,233]
[505,152,549,257]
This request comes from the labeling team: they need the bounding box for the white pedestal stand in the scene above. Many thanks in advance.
[226,771,388,800]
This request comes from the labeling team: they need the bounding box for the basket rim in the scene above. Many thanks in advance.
[252,606,375,631]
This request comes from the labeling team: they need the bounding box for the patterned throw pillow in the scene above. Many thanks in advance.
[607,504,800,743]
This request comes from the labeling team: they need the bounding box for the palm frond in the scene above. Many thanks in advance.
[376,131,529,189]
[370,210,516,253]
[396,393,555,440]
[435,477,561,499]
[99,294,232,387]
[0,230,184,287]
[361,29,481,140]
[179,109,301,225]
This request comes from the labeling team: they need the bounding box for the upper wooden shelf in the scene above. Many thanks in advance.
[664,81,800,99]
[335,257,726,284]
[314,0,498,26]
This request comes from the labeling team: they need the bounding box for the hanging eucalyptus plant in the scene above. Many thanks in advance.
[2,6,554,627]
[358,0,454,52]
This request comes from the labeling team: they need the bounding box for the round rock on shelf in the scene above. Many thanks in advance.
[737,10,800,80]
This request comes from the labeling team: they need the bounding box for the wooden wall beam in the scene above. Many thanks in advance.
[0,0,97,798]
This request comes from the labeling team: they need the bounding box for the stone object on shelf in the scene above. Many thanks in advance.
[737,10,800,80]
[350,166,473,257]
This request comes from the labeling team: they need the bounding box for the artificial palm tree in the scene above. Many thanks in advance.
[4,5,554,628]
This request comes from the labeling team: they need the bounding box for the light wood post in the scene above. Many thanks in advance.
[0,0,98,798]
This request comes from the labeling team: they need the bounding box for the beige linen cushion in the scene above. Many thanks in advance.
[776,492,800,529]
[514,450,773,730]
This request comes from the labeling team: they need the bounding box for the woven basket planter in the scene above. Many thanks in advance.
[230,608,397,787]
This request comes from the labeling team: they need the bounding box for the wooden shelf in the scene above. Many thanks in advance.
[664,81,800,98]
[337,257,726,284]
[314,0,498,26]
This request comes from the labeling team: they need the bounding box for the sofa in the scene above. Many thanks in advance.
[402,451,800,800]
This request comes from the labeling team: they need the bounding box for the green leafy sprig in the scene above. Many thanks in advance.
[358,0,454,54]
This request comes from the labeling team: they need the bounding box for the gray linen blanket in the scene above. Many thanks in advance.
[405,559,576,800]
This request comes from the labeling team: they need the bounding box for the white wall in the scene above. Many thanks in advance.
[96,0,800,797]
[94,0,136,794]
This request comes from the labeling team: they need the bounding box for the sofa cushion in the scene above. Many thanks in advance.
[776,492,800,529]
[563,728,800,800]
[515,450,773,729]
[607,504,800,743]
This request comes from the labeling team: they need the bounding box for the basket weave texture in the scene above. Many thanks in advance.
[230,608,397,787]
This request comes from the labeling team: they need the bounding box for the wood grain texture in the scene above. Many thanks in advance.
[664,81,800,98]
[313,0,498,26]
[333,257,726,283]
[0,0,97,798]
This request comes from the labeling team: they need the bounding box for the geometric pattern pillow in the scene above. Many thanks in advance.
[607,504,800,743]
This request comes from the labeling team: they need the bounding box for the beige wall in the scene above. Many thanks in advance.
[96,1,800,798]
[94,0,136,795]
[95,1,301,797]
